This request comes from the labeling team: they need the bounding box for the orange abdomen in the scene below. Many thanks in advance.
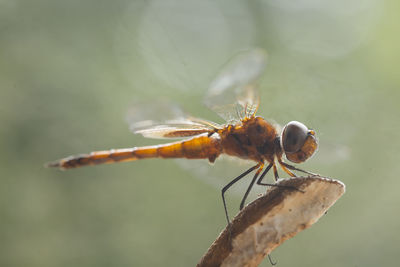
[47,134,222,169]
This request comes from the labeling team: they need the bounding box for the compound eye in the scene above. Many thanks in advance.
[282,121,308,153]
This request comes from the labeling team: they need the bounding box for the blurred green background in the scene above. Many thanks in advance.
[1,0,399,266]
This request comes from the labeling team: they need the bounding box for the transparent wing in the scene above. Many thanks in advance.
[126,100,221,139]
[205,49,267,123]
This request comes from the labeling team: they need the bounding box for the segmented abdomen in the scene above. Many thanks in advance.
[47,134,221,169]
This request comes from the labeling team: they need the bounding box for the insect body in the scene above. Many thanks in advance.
[47,49,318,224]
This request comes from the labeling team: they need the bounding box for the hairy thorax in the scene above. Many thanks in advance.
[218,117,279,163]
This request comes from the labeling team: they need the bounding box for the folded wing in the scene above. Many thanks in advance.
[126,100,221,139]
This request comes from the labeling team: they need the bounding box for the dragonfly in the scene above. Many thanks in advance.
[47,49,318,224]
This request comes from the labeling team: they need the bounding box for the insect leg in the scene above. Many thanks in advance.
[256,163,274,186]
[273,164,279,181]
[221,164,259,224]
[278,160,297,177]
[279,161,318,176]
[239,163,264,210]
[257,162,304,194]
[256,163,296,188]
